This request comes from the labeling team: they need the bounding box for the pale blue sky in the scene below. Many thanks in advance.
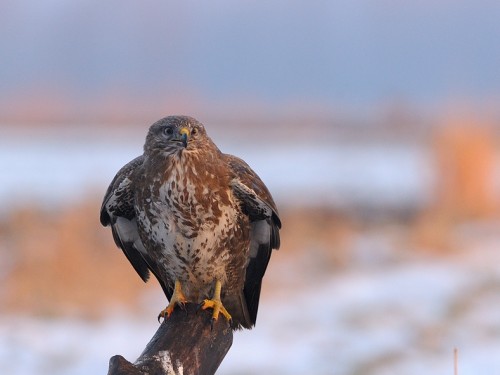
[1,1,499,108]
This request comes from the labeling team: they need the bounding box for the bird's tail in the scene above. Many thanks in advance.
[224,292,253,330]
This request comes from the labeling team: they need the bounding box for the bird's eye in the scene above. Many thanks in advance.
[164,127,174,136]
[192,128,198,135]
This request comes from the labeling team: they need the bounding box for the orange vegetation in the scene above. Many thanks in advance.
[432,117,498,218]
[411,117,500,252]
[0,201,151,318]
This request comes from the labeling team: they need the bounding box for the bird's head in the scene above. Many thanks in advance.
[144,115,208,156]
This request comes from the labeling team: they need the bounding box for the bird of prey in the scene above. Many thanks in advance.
[100,116,281,329]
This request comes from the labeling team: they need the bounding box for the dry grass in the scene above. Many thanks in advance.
[0,201,151,318]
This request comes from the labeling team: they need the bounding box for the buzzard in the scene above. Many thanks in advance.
[100,116,281,329]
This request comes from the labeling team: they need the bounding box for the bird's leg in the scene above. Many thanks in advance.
[158,280,187,322]
[199,280,232,327]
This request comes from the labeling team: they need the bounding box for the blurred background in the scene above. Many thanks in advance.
[1,1,500,374]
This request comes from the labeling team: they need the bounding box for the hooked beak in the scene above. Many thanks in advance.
[178,127,190,148]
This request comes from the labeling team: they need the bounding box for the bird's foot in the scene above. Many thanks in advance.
[199,298,232,329]
[158,280,187,323]
[198,280,232,329]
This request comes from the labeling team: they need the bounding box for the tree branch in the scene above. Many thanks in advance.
[107,303,233,375]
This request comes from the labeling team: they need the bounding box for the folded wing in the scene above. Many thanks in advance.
[226,154,281,326]
[100,156,153,283]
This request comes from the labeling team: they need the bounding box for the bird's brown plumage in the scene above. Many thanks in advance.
[100,116,281,329]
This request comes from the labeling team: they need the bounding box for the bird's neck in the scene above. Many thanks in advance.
[144,147,224,182]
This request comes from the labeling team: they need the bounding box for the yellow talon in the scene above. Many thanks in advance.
[158,280,187,322]
[200,280,232,324]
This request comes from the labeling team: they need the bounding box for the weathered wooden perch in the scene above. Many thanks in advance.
[107,303,233,375]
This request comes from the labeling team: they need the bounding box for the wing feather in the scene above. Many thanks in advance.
[100,156,152,282]
[225,154,281,326]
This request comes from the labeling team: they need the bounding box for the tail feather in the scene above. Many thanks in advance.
[224,292,252,330]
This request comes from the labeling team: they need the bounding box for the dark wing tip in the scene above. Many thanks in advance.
[243,242,272,326]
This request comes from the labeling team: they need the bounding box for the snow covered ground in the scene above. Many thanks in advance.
[1,228,499,375]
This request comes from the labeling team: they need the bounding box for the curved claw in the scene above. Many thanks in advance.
[157,301,187,323]
[158,311,166,324]
[157,280,187,323]
[198,280,232,328]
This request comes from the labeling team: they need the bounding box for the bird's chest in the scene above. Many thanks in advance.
[136,163,243,267]
[158,165,235,234]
